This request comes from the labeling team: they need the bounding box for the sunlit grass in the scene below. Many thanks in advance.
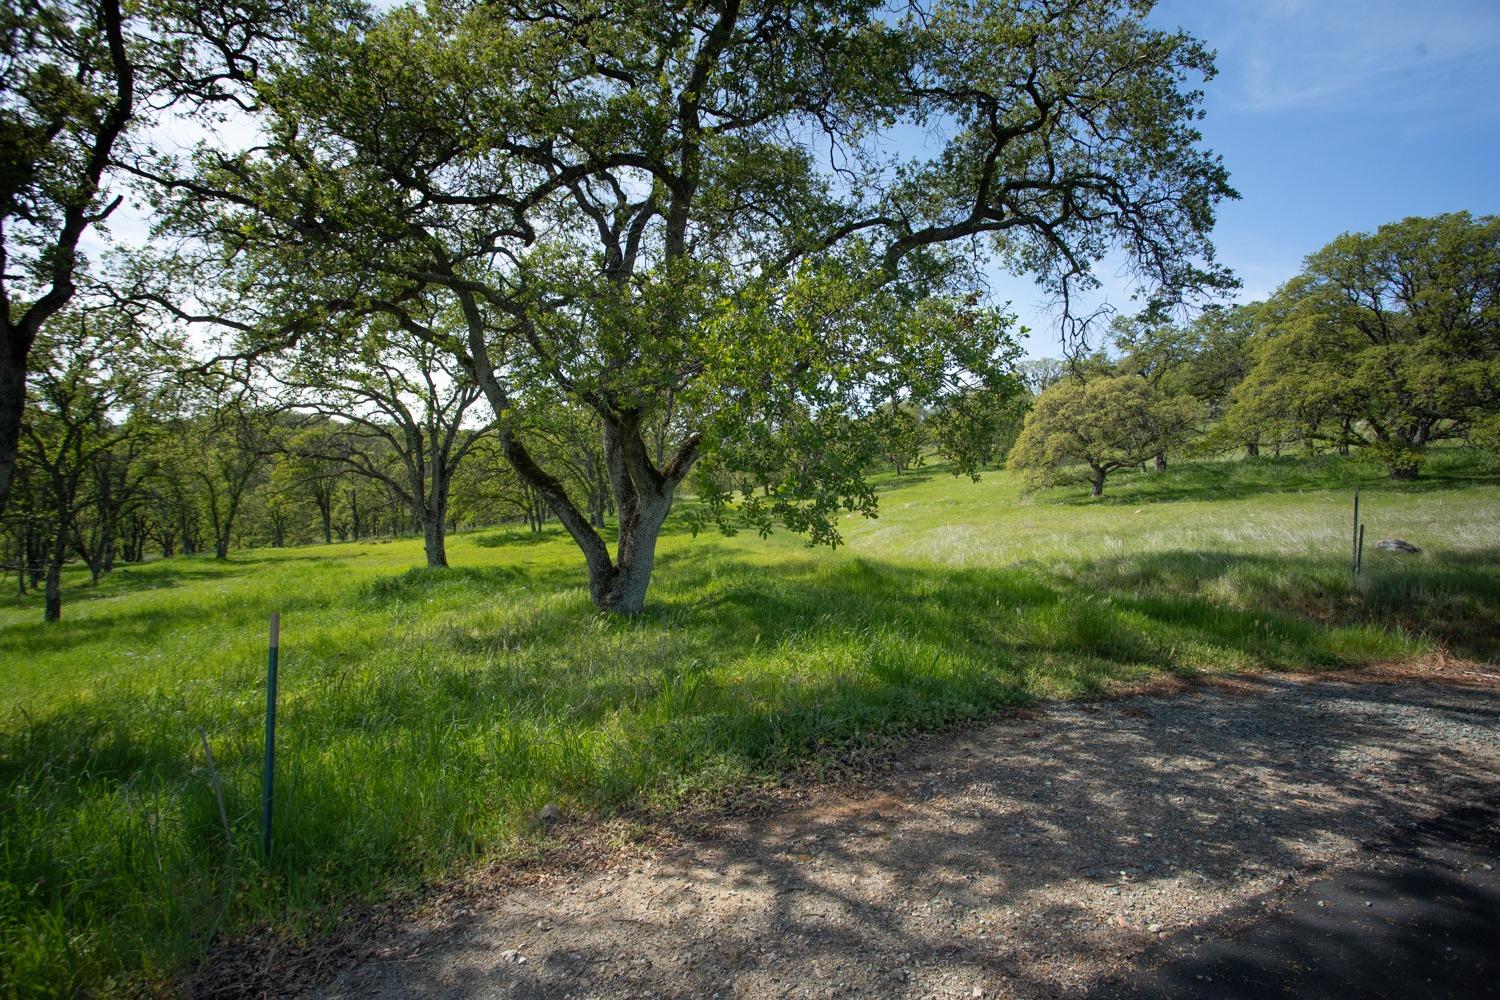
[1,451,1497,993]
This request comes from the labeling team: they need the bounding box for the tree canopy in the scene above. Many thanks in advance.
[1224,212,1500,477]
[131,0,1234,611]
[1008,373,1202,495]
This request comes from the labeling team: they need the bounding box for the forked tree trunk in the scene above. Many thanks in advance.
[591,491,672,614]
[464,303,696,615]
[488,414,698,615]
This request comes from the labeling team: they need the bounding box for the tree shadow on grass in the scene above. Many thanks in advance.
[1042,454,1500,507]
[5,533,1495,995]
[1,552,372,623]
[470,529,574,549]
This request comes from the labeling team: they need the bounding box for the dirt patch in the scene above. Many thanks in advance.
[192,662,1500,999]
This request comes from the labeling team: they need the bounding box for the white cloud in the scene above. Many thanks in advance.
[1157,0,1500,115]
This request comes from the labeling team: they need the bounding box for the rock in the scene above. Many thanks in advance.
[538,803,564,826]
[972,987,986,999]
[1147,923,1164,933]
[1375,539,1422,554]
[500,949,527,964]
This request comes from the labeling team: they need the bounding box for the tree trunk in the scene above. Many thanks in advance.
[590,493,671,614]
[0,346,23,517]
[1245,440,1259,458]
[44,531,66,622]
[1090,468,1106,497]
[1153,452,1167,472]
[422,517,448,567]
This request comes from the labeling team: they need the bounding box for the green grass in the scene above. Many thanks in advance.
[2,452,1498,994]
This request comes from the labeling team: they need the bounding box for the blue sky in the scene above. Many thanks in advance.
[1006,0,1500,356]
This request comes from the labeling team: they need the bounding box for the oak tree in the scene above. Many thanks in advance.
[146,0,1235,611]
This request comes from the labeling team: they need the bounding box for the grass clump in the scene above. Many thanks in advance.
[1,452,1497,993]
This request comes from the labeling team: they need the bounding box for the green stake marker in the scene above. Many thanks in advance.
[262,612,280,859]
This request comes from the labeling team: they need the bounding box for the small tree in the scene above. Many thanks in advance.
[165,376,276,559]
[930,388,1027,471]
[1008,375,1203,496]
[874,402,928,475]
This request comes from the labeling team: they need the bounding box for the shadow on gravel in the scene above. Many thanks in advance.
[1089,803,1500,1000]
[312,676,1500,1000]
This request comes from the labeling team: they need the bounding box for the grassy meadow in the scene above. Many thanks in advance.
[2,452,1498,994]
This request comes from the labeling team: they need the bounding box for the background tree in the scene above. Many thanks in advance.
[1181,303,1261,456]
[0,0,136,514]
[1017,357,1066,396]
[0,0,299,512]
[873,402,929,475]
[271,317,489,567]
[16,309,163,619]
[1223,213,1499,478]
[1008,374,1203,496]
[165,375,277,559]
[1109,314,1201,470]
[273,422,351,544]
[930,387,1027,472]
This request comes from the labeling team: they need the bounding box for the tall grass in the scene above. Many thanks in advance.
[1,451,1497,993]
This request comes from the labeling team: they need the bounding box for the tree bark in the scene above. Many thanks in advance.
[44,530,66,622]
[1090,467,1106,497]
[592,493,671,614]
[422,517,448,567]
[0,348,23,517]
[1153,451,1167,472]
[1245,440,1259,458]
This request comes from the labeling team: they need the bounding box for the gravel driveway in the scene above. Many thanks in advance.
[302,665,1500,1000]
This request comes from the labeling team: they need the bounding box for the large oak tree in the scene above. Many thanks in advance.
[144,0,1235,612]
[1224,213,1500,478]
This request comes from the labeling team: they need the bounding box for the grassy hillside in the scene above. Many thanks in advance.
[2,452,1498,993]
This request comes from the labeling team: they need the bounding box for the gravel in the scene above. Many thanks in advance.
[300,665,1500,999]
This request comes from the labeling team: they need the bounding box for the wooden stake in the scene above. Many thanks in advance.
[1351,491,1361,574]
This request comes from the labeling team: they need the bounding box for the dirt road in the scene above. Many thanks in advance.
[297,667,1500,999]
